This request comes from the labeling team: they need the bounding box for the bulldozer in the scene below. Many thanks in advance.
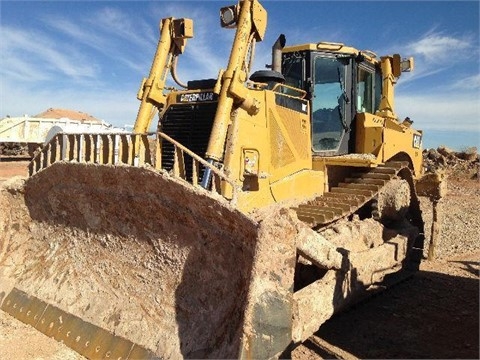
[0,0,444,358]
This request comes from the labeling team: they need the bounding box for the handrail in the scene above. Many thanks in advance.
[28,131,238,204]
[155,131,238,203]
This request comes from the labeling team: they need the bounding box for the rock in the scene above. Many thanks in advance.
[455,147,478,161]
[423,146,479,179]
[437,146,455,158]
[427,148,442,161]
[0,143,29,156]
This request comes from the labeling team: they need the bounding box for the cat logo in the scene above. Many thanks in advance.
[413,134,422,149]
[179,92,216,102]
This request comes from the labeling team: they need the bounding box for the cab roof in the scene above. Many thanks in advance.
[283,42,379,65]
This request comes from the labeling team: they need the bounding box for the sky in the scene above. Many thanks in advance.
[1,0,479,150]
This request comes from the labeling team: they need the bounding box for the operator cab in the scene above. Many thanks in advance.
[282,43,382,157]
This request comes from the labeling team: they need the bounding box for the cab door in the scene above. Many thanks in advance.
[311,54,353,156]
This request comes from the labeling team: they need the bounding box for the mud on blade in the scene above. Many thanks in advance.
[0,163,298,358]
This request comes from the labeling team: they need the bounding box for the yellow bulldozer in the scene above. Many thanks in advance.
[0,0,444,358]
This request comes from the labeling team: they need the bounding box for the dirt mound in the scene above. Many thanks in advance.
[34,108,101,123]
[423,146,479,179]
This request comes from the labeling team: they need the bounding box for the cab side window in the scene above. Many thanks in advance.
[283,54,305,93]
[375,71,382,112]
[356,67,374,113]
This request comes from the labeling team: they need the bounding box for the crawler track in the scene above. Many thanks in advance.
[293,161,424,236]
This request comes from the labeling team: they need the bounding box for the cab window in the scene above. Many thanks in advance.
[282,53,305,92]
[375,70,382,112]
[311,56,347,152]
[356,67,374,113]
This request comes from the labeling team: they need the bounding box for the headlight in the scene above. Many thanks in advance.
[220,5,238,28]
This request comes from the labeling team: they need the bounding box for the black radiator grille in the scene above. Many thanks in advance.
[160,102,217,182]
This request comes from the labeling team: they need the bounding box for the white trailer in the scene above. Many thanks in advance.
[0,116,124,156]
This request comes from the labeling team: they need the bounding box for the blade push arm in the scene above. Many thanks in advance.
[201,0,267,187]
[133,17,193,134]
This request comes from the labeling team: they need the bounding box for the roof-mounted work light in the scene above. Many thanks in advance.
[220,4,239,28]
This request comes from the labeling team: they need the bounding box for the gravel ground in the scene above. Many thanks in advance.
[422,178,480,259]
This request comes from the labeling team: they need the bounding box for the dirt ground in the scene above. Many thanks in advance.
[0,158,29,181]
[0,158,478,359]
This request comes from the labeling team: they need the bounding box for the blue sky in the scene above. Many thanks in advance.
[1,0,479,150]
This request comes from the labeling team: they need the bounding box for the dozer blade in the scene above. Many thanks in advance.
[0,162,297,359]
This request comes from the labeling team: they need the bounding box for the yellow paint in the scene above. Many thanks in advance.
[130,0,425,214]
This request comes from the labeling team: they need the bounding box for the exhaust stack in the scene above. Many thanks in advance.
[271,34,286,73]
